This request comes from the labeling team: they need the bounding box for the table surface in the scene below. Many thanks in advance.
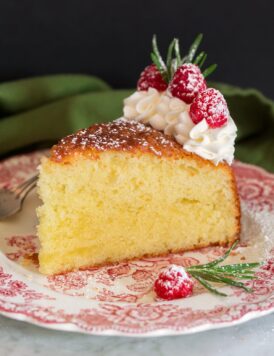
[0,313,273,356]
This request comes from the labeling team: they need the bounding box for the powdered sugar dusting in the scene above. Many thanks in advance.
[137,64,168,92]
[169,63,207,104]
[154,264,194,300]
[51,118,183,162]
[190,88,229,128]
[237,202,274,262]
[164,264,190,279]
[123,87,236,165]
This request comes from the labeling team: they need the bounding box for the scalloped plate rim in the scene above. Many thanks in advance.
[0,303,274,337]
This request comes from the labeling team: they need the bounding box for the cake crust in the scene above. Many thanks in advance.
[51,119,229,169]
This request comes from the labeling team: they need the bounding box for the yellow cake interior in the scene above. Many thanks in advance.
[38,150,239,275]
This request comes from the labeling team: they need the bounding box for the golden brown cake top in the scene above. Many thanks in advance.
[51,118,188,162]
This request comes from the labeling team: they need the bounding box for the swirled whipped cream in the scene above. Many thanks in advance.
[174,114,237,165]
[123,88,188,130]
[123,89,237,165]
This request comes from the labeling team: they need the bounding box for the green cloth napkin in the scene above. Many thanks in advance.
[0,75,273,172]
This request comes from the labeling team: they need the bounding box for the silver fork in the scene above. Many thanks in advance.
[0,174,38,219]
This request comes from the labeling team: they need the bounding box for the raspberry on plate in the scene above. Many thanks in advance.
[190,88,229,128]
[137,64,168,92]
[154,265,194,300]
[169,63,207,104]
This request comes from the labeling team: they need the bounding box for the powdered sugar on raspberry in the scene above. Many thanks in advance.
[137,64,168,92]
[169,63,207,104]
[154,265,194,300]
[190,88,229,128]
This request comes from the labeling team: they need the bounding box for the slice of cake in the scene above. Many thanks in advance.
[37,34,241,275]
[38,119,240,275]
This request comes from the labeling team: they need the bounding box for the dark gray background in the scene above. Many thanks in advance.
[0,0,273,98]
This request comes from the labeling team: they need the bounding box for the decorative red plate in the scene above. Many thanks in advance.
[0,151,273,336]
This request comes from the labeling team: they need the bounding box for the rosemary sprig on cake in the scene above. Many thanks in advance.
[150,33,217,83]
[138,33,218,104]
[154,242,262,300]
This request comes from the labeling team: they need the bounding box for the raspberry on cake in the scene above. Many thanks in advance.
[37,34,240,276]
[190,88,229,128]
[169,63,207,104]
[137,64,168,92]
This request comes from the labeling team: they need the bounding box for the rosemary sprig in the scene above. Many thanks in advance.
[166,39,176,80]
[198,53,207,68]
[193,51,205,66]
[174,38,181,64]
[171,38,181,76]
[151,35,168,82]
[193,274,227,296]
[203,63,218,78]
[149,33,217,85]
[186,241,262,296]
[184,33,203,63]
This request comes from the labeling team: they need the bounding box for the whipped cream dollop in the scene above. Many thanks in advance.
[123,88,188,130]
[123,89,237,165]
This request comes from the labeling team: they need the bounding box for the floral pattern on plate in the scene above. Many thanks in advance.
[0,150,273,336]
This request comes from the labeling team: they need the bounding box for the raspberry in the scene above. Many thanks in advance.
[190,88,229,128]
[154,265,194,300]
[169,63,207,104]
[137,64,168,92]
